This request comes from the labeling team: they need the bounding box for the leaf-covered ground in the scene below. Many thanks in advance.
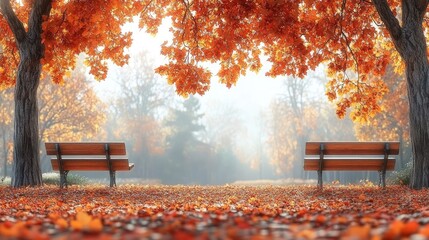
[0,185,429,239]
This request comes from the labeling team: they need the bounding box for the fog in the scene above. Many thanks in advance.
[0,28,411,186]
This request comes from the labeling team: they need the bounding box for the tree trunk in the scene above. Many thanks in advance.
[406,59,429,189]
[401,5,429,189]
[398,128,404,169]
[373,0,429,189]
[0,0,52,187]
[12,44,43,187]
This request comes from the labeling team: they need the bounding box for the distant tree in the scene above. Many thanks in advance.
[267,75,356,180]
[267,77,319,178]
[107,51,171,180]
[38,70,106,171]
[204,103,245,184]
[0,66,106,173]
[164,95,206,184]
[39,65,106,142]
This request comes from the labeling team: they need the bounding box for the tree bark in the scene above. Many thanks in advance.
[373,0,429,189]
[406,56,429,189]
[1,0,52,187]
[12,44,43,187]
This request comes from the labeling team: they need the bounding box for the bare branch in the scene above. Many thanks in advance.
[0,0,26,43]
[54,9,67,35]
[372,0,402,40]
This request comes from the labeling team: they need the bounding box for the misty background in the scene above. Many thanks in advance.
[0,22,411,185]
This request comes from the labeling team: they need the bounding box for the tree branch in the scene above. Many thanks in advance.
[372,0,402,40]
[415,0,429,13]
[0,0,26,43]
[28,0,52,42]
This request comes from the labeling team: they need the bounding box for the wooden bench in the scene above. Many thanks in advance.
[45,142,134,188]
[304,142,400,188]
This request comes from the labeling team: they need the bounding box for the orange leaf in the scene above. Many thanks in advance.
[70,220,83,231]
[401,221,419,237]
[55,218,69,230]
[0,222,25,238]
[315,215,326,224]
[71,211,103,233]
[76,211,92,226]
[297,229,316,239]
[88,218,103,233]
[342,225,371,239]
[383,220,404,239]
[419,224,429,237]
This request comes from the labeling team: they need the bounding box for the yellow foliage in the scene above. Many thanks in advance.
[354,65,409,144]
[38,68,106,142]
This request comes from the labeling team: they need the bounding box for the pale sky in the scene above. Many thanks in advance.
[92,20,287,133]
[91,19,328,150]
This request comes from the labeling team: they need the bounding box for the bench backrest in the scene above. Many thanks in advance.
[45,142,127,156]
[304,141,399,171]
[305,142,400,155]
[45,142,131,171]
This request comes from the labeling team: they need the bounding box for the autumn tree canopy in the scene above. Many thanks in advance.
[0,0,141,86]
[0,0,158,187]
[153,0,391,119]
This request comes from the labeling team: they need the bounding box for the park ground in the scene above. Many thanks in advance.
[0,184,428,239]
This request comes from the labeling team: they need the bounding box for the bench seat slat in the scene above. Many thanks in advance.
[305,142,400,155]
[51,159,134,171]
[303,158,395,171]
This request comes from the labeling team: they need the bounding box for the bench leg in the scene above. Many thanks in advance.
[60,170,69,188]
[317,170,323,189]
[378,171,381,187]
[109,171,116,187]
[378,170,386,188]
[381,171,386,188]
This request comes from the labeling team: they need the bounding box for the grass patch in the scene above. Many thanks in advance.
[0,172,89,186]
[388,162,412,186]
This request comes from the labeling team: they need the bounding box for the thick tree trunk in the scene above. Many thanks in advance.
[11,46,43,187]
[373,0,429,189]
[1,0,52,187]
[401,4,429,189]
[406,59,429,189]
